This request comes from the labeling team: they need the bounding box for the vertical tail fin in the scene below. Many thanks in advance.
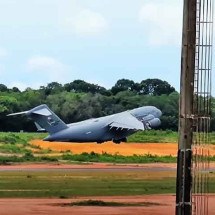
[8,104,68,134]
[27,104,68,134]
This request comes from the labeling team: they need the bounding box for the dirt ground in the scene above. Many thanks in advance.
[0,163,175,215]
[0,195,174,215]
[31,140,178,156]
[31,140,215,156]
[1,195,215,215]
[0,163,215,214]
[2,140,215,214]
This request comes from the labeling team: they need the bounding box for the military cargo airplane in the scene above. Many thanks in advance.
[8,104,162,144]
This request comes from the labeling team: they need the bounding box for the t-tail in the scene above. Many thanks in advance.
[7,104,68,134]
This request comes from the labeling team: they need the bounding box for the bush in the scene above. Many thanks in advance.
[23,151,34,160]
[61,152,177,163]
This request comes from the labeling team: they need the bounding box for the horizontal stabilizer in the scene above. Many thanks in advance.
[34,122,46,131]
[7,106,52,117]
[32,108,52,116]
[7,111,28,116]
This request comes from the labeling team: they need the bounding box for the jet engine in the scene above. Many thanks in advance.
[142,114,155,122]
[147,118,161,128]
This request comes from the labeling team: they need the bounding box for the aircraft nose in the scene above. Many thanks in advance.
[155,108,162,118]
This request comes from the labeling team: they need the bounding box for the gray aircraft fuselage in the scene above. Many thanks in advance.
[44,115,133,142]
[8,105,162,144]
[43,106,162,143]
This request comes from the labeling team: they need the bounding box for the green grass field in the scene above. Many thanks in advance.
[0,132,46,154]
[0,170,176,198]
[128,130,179,143]
[128,130,215,144]
[0,170,215,198]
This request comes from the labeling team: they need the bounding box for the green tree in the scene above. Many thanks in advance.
[64,80,108,95]
[0,84,8,92]
[111,79,138,95]
[140,79,176,95]
[11,87,20,93]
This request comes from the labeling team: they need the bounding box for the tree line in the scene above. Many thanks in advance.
[0,78,214,132]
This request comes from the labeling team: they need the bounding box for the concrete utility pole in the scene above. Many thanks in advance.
[175,0,197,214]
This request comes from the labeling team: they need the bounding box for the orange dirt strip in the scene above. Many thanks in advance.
[31,140,215,156]
[1,195,215,215]
[31,140,178,156]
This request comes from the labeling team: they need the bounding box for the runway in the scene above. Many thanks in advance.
[0,163,177,172]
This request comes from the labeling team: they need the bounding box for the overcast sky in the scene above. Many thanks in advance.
[0,0,214,94]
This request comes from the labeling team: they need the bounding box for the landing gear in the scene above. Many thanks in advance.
[113,138,127,144]
[113,140,121,144]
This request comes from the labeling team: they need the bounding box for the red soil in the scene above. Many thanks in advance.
[31,140,215,156]
[31,140,178,156]
[0,195,175,215]
[1,195,215,215]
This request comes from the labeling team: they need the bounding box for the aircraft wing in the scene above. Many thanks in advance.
[109,111,144,131]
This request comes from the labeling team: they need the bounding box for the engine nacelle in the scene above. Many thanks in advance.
[142,114,155,122]
[147,118,161,128]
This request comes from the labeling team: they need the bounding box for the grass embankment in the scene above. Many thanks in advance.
[128,130,178,143]
[0,132,46,154]
[0,131,215,164]
[0,131,178,164]
[128,130,215,144]
[61,152,176,163]
[0,152,177,164]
